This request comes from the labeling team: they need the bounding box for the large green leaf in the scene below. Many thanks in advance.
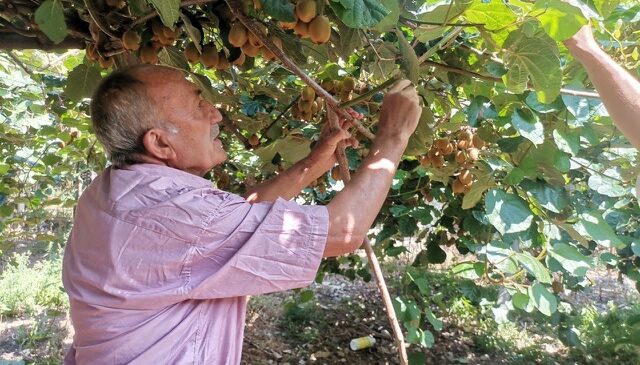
[463,0,517,30]
[574,211,625,248]
[64,64,102,102]
[147,0,181,27]
[485,189,534,235]
[405,106,434,155]
[373,0,400,32]
[462,171,495,209]
[502,29,561,103]
[587,169,627,197]
[330,0,390,28]
[396,30,420,84]
[35,0,68,44]
[548,243,592,276]
[529,283,557,316]
[533,0,587,41]
[254,134,311,167]
[262,0,296,22]
[515,253,551,283]
[511,109,544,145]
[552,128,580,156]
[520,180,569,213]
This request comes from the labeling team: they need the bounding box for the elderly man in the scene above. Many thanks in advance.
[62,65,421,364]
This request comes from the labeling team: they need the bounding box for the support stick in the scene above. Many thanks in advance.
[327,109,408,365]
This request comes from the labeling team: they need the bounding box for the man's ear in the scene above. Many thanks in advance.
[142,128,176,161]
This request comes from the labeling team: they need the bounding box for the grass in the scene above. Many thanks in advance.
[0,250,68,317]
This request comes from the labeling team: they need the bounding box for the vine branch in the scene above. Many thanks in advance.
[227,0,375,140]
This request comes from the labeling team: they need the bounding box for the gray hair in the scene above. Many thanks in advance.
[90,65,175,167]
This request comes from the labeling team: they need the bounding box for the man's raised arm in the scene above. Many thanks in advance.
[324,80,421,257]
[565,25,640,149]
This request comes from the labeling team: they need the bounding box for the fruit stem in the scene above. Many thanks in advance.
[338,74,400,109]
[226,0,375,140]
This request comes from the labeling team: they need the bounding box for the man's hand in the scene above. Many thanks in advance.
[307,108,361,172]
[564,25,600,60]
[377,79,422,142]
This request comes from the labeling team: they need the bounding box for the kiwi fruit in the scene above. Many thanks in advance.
[122,30,141,51]
[296,0,317,23]
[308,15,331,44]
[301,86,315,101]
[184,42,200,63]
[229,23,248,47]
[200,45,219,68]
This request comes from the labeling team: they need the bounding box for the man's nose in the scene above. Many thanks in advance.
[210,106,223,124]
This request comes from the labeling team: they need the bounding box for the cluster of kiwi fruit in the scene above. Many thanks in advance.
[420,126,487,195]
[320,76,358,102]
[277,0,331,44]
[291,86,325,121]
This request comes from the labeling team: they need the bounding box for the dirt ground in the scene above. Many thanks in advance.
[1,268,638,364]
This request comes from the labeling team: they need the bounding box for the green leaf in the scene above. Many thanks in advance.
[396,30,420,84]
[180,13,202,53]
[373,0,400,32]
[485,189,534,235]
[574,211,625,248]
[406,107,434,155]
[512,292,529,310]
[631,241,640,257]
[64,64,102,102]
[147,0,181,27]
[511,109,544,145]
[330,0,390,28]
[529,283,557,316]
[521,180,569,213]
[553,129,580,156]
[35,0,68,44]
[262,0,297,22]
[462,171,495,209]
[463,0,517,30]
[533,0,587,41]
[587,172,627,198]
[424,308,443,331]
[254,134,311,167]
[406,267,430,295]
[548,243,593,276]
[515,253,551,283]
[502,29,561,103]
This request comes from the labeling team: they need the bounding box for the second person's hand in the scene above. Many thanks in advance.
[377,79,422,142]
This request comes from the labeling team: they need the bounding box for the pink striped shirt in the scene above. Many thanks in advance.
[62,163,328,364]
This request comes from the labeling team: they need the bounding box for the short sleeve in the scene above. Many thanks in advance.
[185,194,329,299]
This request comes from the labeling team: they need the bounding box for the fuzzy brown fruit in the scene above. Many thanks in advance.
[229,22,248,47]
[216,52,230,70]
[122,30,141,51]
[442,142,454,155]
[455,150,466,164]
[301,86,315,101]
[308,15,331,44]
[467,148,480,161]
[331,168,341,181]
[294,20,309,38]
[432,155,445,168]
[296,0,317,23]
[457,139,469,150]
[248,23,267,47]
[184,42,200,63]
[139,45,158,64]
[427,147,440,159]
[280,20,298,30]
[435,138,450,150]
[458,169,473,185]
[452,179,465,194]
[241,42,260,57]
[298,98,314,113]
[420,156,431,167]
[200,45,219,68]
[460,129,473,141]
[248,134,259,146]
[98,56,114,69]
[86,43,99,62]
[342,77,356,91]
[472,134,486,149]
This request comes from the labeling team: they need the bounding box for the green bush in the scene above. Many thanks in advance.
[0,251,68,317]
